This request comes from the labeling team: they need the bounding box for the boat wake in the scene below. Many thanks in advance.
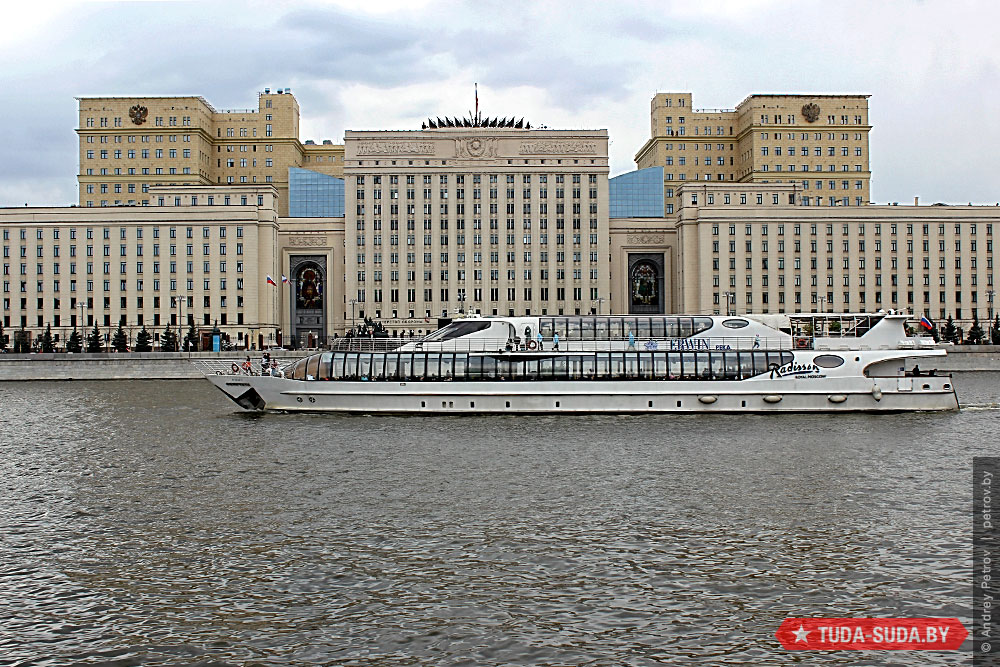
[960,402,1000,411]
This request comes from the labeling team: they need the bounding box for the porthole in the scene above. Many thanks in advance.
[722,318,750,329]
[505,401,511,408]
[308,396,316,403]
[296,397,303,403]
[923,384,931,390]
[813,354,845,368]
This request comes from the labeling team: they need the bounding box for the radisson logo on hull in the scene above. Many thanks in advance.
[770,361,823,379]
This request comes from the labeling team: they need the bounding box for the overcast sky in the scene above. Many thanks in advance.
[2,0,998,208]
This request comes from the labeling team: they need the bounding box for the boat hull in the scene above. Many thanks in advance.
[207,374,959,414]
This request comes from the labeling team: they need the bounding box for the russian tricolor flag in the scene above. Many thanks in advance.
[919,315,934,330]
[281,275,289,284]
[266,275,277,286]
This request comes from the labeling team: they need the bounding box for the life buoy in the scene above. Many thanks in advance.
[794,337,810,349]
[526,340,537,350]
[231,362,240,374]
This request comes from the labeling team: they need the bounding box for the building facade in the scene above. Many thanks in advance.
[77,90,344,215]
[635,93,872,215]
[0,90,996,351]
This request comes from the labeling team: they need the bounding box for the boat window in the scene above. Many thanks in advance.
[453,354,467,379]
[710,352,725,379]
[440,354,455,379]
[724,352,740,379]
[595,318,609,340]
[654,352,668,378]
[412,354,426,379]
[608,318,624,339]
[539,318,554,340]
[539,357,554,379]
[636,318,652,338]
[609,352,626,378]
[356,353,371,379]
[665,318,679,338]
[623,318,639,338]
[291,358,306,380]
[466,355,482,379]
[739,352,755,379]
[425,354,440,379]
[813,354,845,368]
[398,353,412,379]
[694,317,714,334]
[679,318,693,338]
[650,318,666,338]
[523,358,539,379]
[595,353,610,378]
[581,319,595,340]
[624,353,639,378]
[722,318,750,329]
[384,353,398,380]
[481,355,497,379]
[567,318,581,340]
[423,320,492,342]
[581,355,596,378]
[317,353,333,380]
[332,353,346,379]
[553,355,568,379]
[668,352,682,379]
[638,352,655,379]
[567,356,581,379]
[681,352,696,379]
[751,352,768,376]
[306,354,320,380]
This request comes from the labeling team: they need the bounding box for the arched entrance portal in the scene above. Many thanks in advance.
[628,253,665,314]
[289,256,327,348]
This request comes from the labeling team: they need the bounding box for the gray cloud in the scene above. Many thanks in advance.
[2,0,999,206]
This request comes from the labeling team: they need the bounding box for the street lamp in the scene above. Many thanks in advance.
[349,298,357,332]
[988,290,996,320]
[722,291,734,316]
[818,295,827,313]
[457,291,466,315]
[592,297,606,315]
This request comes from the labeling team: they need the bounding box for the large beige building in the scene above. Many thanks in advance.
[635,93,871,214]
[76,90,343,215]
[1,90,996,351]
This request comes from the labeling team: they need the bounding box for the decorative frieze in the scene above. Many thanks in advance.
[356,141,434,156]
[626,234,665,245]
[287,235,329,247]
[518,140,599,155]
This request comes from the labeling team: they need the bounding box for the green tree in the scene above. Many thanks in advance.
[40,324,55,353]
[942,316,958,344]
[183,322,198,352]
[968,314,985,345]
[929,325,940,343]
[134,326,152,352]
[111,324,128,352]
[993,314,1000,345]
[66,328,83,353]
[86,324,103,353]
[0,320,7,352]
[161,325,178,352]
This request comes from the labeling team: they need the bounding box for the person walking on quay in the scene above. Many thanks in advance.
[553,332,560,351]
[536,331,544,351]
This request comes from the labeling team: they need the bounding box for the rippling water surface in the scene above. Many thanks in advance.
[1,372,997,666]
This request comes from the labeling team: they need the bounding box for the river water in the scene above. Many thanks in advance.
[1,372,997,666]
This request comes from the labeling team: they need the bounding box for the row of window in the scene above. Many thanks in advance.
[3,278,246,294]
[710,223,995,237]
[2,312,243,330]
[292,350,796,382]
[712,291,996,313]
[354,251,600,265]
[2,226,245,242]
[350,287,601,304]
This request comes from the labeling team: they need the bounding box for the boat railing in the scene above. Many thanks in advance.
[330,338,409,352]
[385,336,798,353]
[193,359,296,377]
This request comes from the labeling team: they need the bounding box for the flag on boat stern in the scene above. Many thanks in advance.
[920,315,934,330]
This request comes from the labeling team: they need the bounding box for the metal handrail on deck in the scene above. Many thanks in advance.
[330,336,797,354]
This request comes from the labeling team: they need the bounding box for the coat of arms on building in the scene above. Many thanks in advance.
[129,104,148,125]
[454,137,498,159]
[801,103,820,123]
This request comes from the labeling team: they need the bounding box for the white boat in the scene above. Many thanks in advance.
[201,313,958,413]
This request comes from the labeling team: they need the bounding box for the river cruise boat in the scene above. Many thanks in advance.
[201,312,958,414]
